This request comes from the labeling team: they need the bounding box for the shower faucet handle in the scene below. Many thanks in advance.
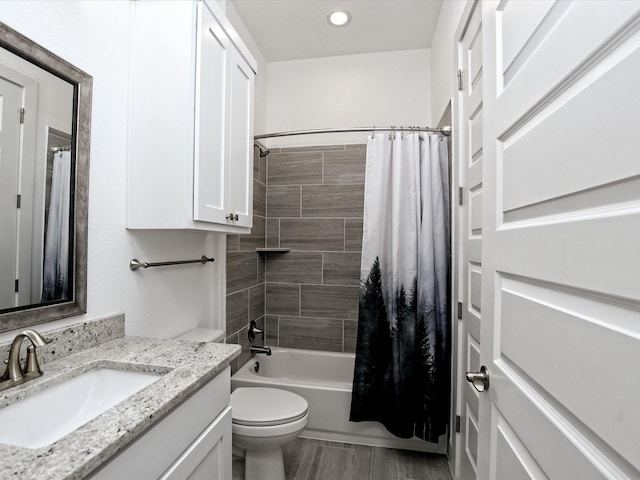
[248,320,263,342]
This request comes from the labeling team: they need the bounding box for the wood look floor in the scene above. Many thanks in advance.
[232,438,453,480]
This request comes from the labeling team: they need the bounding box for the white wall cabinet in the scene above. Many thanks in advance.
[128,0,256,232]
[90,367,232,479]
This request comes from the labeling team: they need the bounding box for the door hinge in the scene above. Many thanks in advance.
[457,69,463,91]
[16,194,21,209]
[455,415,461,433]
[14,279,19,293]
[19,108,25,124]
[458,187,464,206]
[457,302,463,319]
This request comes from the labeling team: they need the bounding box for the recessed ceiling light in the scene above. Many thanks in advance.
[328,10,351,27]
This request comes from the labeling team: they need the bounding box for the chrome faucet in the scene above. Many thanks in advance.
[250,345,272,356]
[0,329,50,391]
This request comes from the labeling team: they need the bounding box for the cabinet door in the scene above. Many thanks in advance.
[226,48,254,228]
[160,406,232,480]
[193,2,229,225]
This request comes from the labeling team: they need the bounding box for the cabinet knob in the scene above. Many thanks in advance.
[225,213,239,221]
[234,213,239,221]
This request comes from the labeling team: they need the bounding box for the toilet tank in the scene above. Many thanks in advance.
[176,328,225,343]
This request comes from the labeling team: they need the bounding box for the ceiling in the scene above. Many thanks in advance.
[229,0,444,62]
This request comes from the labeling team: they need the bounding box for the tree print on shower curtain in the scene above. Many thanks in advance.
[350,132,450,443]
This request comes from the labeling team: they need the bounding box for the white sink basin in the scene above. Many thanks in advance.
[0,367,162,449]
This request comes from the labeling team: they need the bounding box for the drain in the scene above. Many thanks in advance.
[253,361,260,373]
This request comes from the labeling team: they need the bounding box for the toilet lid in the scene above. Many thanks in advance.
[231,387,309,426]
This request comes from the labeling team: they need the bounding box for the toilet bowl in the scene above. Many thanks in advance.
[231,387,309,480]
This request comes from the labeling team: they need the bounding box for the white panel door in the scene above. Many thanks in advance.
[194,1,229,225]
[474,1,640,478]
[0,76,23,308]
[454,2,483,479]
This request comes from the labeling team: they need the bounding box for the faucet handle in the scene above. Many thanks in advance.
[248,320,264,342]
[24,346,43,376]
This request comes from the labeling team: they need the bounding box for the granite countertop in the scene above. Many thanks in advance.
[0,335,241,480]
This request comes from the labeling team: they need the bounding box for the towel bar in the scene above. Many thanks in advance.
[129,255,214,271]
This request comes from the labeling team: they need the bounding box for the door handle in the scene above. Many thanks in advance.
[466,365,490,392]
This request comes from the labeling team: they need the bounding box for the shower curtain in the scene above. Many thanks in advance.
[350,132,450,443]
[42,150,71,302]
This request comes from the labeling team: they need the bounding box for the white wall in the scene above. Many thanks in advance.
[266,49,431,147]
[430,0,467,122]
[0,1,224,341]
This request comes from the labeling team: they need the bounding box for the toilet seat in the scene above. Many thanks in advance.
[231,387,308,426]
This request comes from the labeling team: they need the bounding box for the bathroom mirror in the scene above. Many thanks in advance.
[0,22,91,332]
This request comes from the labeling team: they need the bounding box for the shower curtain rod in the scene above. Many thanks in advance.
[254,125,451,140]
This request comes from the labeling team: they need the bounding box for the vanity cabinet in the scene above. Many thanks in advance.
[89,367,232,479]
[127,0,256,232]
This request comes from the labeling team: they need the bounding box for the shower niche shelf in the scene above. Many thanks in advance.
[255,248,291,253]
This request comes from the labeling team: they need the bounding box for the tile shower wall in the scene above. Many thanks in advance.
[226,149,267,373]
[264,145,366,353]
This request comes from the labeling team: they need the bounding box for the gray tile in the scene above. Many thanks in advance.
[266,251,322,284]
[309,444,353,480]
[226,289,248,336]
[350,444,375,480]
[227,252,258,293]
[323,252,361,285]
[254,150,267,184]
[346,143,367,151]
[249,284,265,322]
[267,185,301,218]
[266,219,280,248]
[301,184,364,218]
[265,283,300,316]
[278,316,343,352]
[279,439,452,480]
[258,252,266,284]
[344,319,358,353]
[278,144,345,153]
[267,152,323,185]
[398,450,453,480]
[283,437,316,480]
[239,215,265,251]
[301,285,359,319]
[345,219,363,252]
[226,234,239,252]
[371,446,402,480]
[264,315,279,345]
[280,218,344,251]
[253,179,266,217]
[323,146,366,184]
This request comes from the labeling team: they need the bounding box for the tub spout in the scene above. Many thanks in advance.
[250,345,272,356]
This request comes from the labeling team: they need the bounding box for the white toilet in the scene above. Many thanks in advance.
[175,328,309,480]
[231,387,308,480]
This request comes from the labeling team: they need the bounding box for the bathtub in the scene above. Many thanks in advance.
[231,347,446,453]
